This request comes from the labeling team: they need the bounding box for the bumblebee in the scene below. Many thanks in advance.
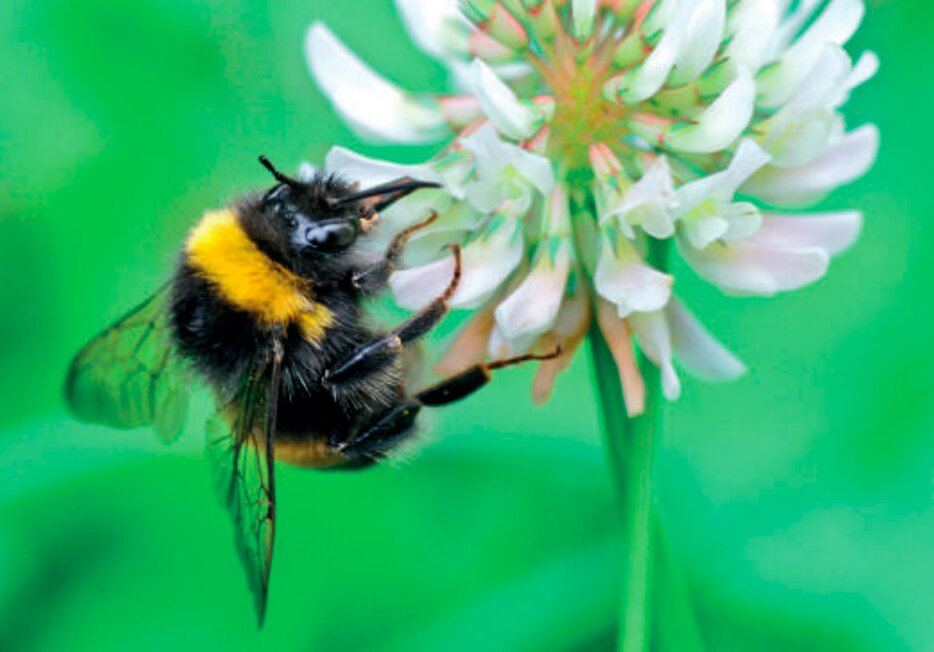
[65,156,556,625]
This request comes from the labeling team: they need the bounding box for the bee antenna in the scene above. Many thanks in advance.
[258,155,301,188]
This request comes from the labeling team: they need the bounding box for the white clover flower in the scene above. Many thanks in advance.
[306,0,878,412]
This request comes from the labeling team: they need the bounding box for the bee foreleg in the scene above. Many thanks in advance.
[351,212,440,295]
[391,243,461,344]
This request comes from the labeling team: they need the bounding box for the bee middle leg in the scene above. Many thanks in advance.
[325,245,462,388]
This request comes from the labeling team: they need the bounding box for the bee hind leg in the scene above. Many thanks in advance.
[338,399,421,460]
[415,348,563,407]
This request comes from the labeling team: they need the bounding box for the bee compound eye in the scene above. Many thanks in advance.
[305,221,358,251]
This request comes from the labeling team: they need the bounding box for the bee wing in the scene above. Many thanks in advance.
[205,341,282,627]
[65,285,191,443]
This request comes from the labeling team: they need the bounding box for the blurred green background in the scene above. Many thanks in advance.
[1,0,931,649]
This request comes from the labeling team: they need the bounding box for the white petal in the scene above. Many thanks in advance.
[666,299,746,380]
[619,0,694,103]
[571,0,598,40]
[666,67,756,154]
[460,124,554,211]
[629,311,681,401]
[325,146,440,186]
[607,157,676,238]
[670,0,726,86]
[725,0,781,72]
[757,0,865,108]
[390,218,523,310]
[720,202,763,241]
[845,51,880,100]
[393,0,467,60]
[673,139,771,214]
[447,58,534,94]
[594,238,673,318]
[756,212,862,255]
[643,0,680,32]
[297,162,317,182]
[742,124,879,206]
[753,42,871,166]
[769,0,822,55]
[684,215,729,250]
[468,59,542,140]
[779,44,853,117]
[757,108,841,169]
[678,233,831,295]
[393,203,484,265]
[494,241,571,339]
[305,23,447,144]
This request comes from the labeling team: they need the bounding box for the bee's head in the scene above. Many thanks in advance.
[255,156,439,264]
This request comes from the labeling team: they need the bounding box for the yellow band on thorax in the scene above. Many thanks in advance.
[185,208,333,340]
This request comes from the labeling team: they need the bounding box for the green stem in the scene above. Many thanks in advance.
[590,326,660,652]
[652,512,705,652]
[588,236,670,652]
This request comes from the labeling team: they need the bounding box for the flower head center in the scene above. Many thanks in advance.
[540,36,629,169]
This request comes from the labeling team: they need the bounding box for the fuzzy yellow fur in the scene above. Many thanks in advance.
[186,208,333,341]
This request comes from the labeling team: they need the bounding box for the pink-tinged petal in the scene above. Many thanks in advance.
[390,218,523,310]
[666,299,745,380]
[468,59,544,140]
[305,23,448,144]
[756,211,862,255]
[629,310,681,401]
[596,300,646,417]
[594,238,673,318]
[589,142,623,178]
[469,29,516,61]
[666,67,756,154]
[678,232,831,295]
[494,240,571,339]
[742,124,879,206]
[486,323,538,358]
[532,294,591,404]
[461,0,529,51]
[670,0,727,86]
[438,96,484,130]
[435,304,496,376]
